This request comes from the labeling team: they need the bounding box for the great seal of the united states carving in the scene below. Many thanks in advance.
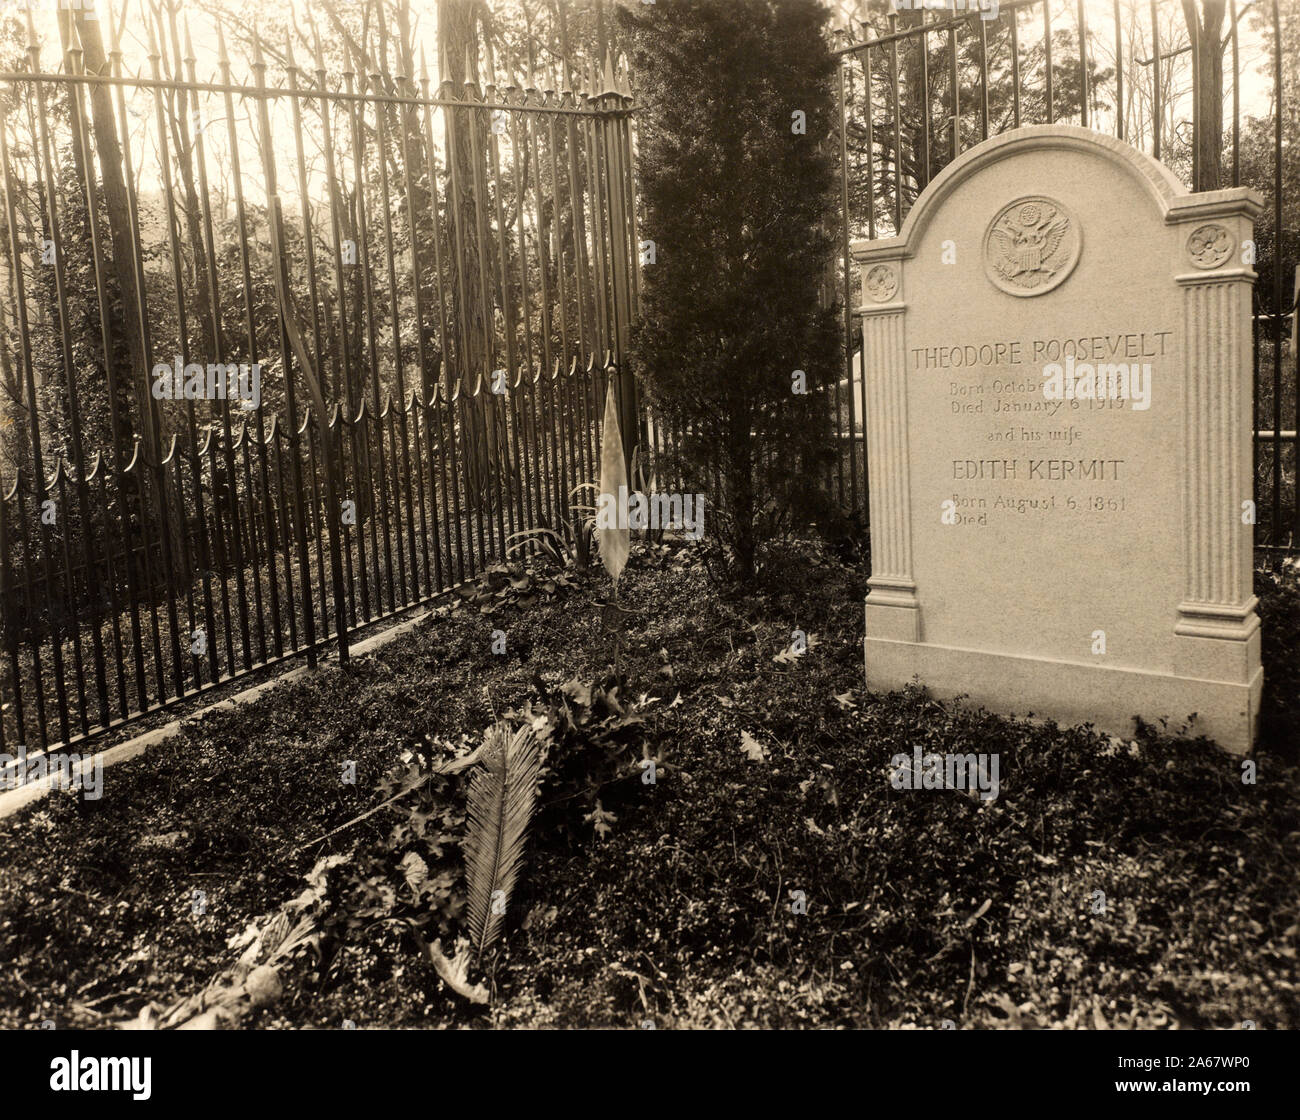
[983,196,1081,297]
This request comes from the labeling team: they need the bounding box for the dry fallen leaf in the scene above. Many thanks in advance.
[739,731,767,762]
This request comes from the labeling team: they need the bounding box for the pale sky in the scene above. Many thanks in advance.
[7,0,1281,214]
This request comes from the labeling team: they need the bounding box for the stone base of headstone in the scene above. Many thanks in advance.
[865,630,1262,754]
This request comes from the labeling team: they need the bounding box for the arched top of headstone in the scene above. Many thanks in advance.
[853,125,1260,262]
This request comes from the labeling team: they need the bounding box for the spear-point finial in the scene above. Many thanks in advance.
[215,20,230,68]
[106,1,122,58]
[144,11,160,61]
[464,43,479,92]
[23,7,39,54]
[602,52,616,97]
[250,20,266,70]
[284,25,298,75]
[67,16,83,62]
[309,8,325,73]
[183,16,196,65]
[419,44,429,85]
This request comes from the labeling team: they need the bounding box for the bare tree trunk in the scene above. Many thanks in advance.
[1183,0,1226,191]
[0,290,31,477]
[66,11,151,457]
[395,0,438,402]
[68,9,186,591]
[163,11,215,360]
[439,0,498,511]
[440,0,491,385]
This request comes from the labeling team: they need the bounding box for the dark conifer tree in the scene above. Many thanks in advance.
[625,0,840,581]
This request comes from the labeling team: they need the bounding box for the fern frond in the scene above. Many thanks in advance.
[463,721,542,961]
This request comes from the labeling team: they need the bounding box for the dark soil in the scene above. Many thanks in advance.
[1,543,1296,1029]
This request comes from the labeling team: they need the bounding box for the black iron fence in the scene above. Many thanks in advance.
[830,0,1298,558]
[0,6,643,752]
[11,1,1295,754]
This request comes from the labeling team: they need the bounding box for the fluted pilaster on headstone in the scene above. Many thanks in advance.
[854,251,919,640]
[1170,195,1262,687]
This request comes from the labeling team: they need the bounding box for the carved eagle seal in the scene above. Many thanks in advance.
[983,197,1081,297]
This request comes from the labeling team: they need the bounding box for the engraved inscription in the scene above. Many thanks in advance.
[914,326,1170,529]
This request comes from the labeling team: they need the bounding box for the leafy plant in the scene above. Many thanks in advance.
[506,483,599,570]
[463,722,543,961]
[1257,563,1300,760]
[628,445,665,546]
[296,740,472,951]
[509,675,660,839]
[450,559,574,615]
